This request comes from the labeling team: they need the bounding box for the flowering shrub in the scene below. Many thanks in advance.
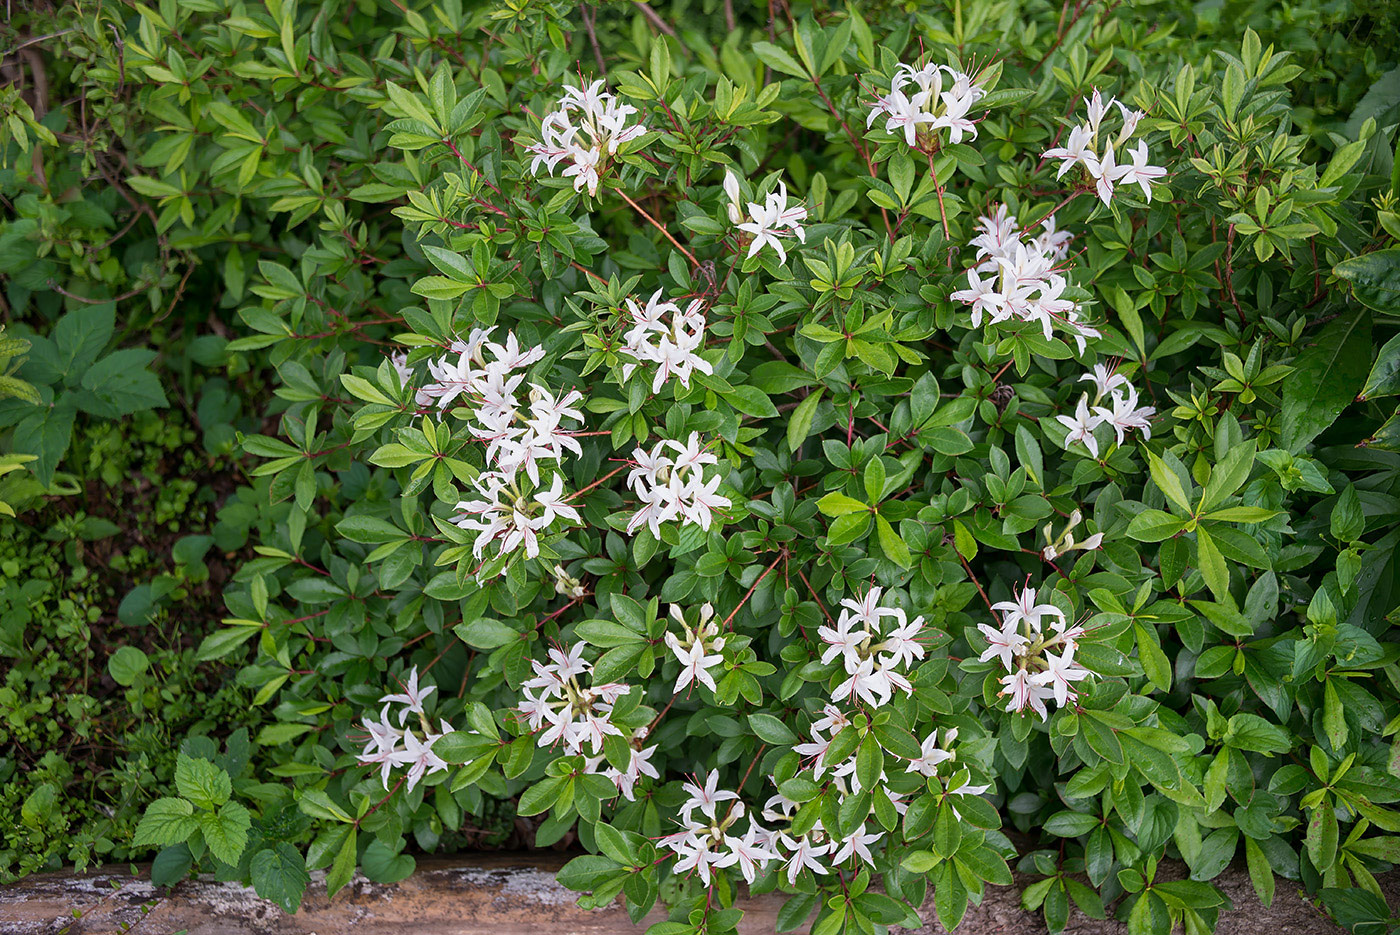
[12,1,1400,933]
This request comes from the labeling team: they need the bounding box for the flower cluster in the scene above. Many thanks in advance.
[1042,88,1166,205]
[525,80,647,196]
[818,587,925,707]
[760,782,886,883]
[664,602,725,693]
[409,328,585,563]
[518,645,659,800]
[661,773,777,885]
[355,667,454,792]
[723,171,809,264]
[1055,363,1156,458]
[867,62,986,148]
[978,586,1093,719]
[619,290,713,392]
[626,432,730,537]
[952,205,1100,352]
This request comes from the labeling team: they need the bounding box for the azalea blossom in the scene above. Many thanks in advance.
[626,433,731,538]
[980,585,1094,719]
[868,62,987,150]
[354,670,462,792]
[665,603,726,693]
[1041,88,1166,205]
[1055,396,1104,457]
[953,207,1099,351]
[524,80,647,196]
[519,643,629,757]
[619,289,714,392]
[819,587,924,708]
[733,180,808,264]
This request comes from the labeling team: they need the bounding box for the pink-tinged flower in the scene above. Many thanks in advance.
[1000,668,1054,720]
[679,771,740,823]
[1033,643,1092,707]
[380,666,435,724]
[991,586,1066,633]
[779,834,832,884]
[1042,124,1100,179]
[830,826,883,866]
[1093,384,1156,444]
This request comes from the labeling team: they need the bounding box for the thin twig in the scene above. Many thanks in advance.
[616,188,698,266]
[633,2,677,36]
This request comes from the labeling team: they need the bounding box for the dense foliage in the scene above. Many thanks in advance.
[4,1,1400,933]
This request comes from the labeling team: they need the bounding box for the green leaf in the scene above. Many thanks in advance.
[752,41,808,78]
[108,646,150,686]
[361,838,415,883]
[1334,248,1400,312]
[875,515,911,568]
[1281,310,1372,452]
[1195,526,1230,600]
[12,396,77,487]
[250,842,311,913]
[176,754,232,810]
[133,798,197,848]
[197,801,251,866]
[1200,440,1255,511]
[1126,509,1186,542]
[77,349,168,417]
[1145,449,1193,514]
[749,713,798,746]
[787,388,824,452]
[327,827,357,899]
[817,491,867,516]
[453,618,518,649]
[1360,332,1400,400]
[720,384,779,418]
[1134,623,1171,692]
[1306,803,1339,871]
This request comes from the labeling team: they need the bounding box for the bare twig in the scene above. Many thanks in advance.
[579,5,605,73]
[633,2,677,37]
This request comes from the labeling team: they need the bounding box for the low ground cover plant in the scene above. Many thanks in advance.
[4,1,1400,933]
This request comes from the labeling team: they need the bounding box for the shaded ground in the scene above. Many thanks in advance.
[2,857,1394,935]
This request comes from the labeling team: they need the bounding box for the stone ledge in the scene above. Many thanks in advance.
[1,855,1392,934]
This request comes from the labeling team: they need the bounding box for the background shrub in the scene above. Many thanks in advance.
[2,1,1400,933]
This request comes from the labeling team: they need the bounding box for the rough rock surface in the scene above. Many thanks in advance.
[1,856,1394,934]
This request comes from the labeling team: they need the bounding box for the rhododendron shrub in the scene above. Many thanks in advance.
[93,2,1400,933]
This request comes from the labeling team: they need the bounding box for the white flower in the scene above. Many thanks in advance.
[625,434,728,538]
[727,824,778,884]
[953,207,1092,348]
[736,181,808,264]
[868,63,985,149]
[780,834,831,884]
[978,621,1029,670]
[1043,124,1099,179]
[1033,643,1092,707]
[1093,383,1156,445]
[819,589,922,708]
[619,290,714,392]
[1055,396,1103,457]
[355,706,405,788]
[393,728,450,791]
[830,826,883,866]
[722,169,744,225]
[991,586,1065,633]
[1000,668,1054,720]
[680,771,740,823]
[1080,363,1129,400]
[379,666,436,725]
[525,80,646,196]
[905,730,956,777]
